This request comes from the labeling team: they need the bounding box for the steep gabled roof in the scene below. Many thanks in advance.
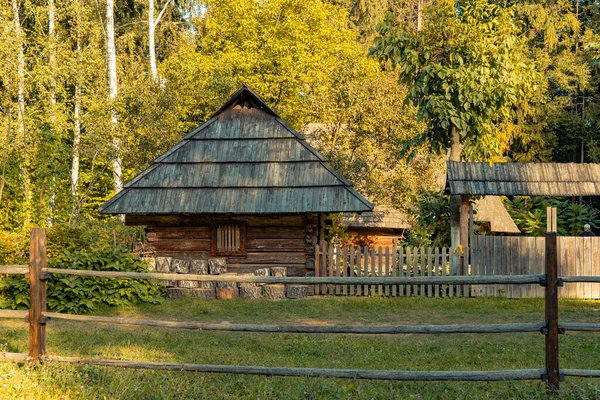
[473,196,520,234]
[99,85,373,215]
[446,161,600,196]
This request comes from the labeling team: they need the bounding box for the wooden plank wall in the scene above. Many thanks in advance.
[141,215,315,276]
[314,244,470,297]
[470,236,600,299]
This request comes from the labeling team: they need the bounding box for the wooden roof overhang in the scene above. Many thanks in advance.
[99,84,373,215]
[446,161,600,196]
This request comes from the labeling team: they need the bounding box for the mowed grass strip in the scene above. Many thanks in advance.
[0,297,598,399]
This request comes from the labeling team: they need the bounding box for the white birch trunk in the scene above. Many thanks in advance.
[12,0,30,226]
[106,0,123,194]
[72,82,81,201]
[149,0,158,82]
[47,0,57,227]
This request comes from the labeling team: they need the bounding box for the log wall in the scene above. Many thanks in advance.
[129,214,318,276]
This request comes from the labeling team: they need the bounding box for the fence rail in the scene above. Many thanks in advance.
[0,229,597,390]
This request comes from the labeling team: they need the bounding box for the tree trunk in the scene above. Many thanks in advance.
[72,83,81,203]
[0,92,10,206]
[47,0,57,227]
[149,0,158,82]
[106,0,124,223]
[417,0,423,31]
[12,0,30,227]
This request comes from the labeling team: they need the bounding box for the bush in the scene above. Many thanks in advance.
[0,246,164,314]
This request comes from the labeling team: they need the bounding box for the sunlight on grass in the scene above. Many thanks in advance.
[0,297,598,399]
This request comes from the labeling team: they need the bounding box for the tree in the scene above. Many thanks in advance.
[370,0,538,250]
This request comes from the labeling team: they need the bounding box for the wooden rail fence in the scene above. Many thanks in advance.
[0,229,598,390]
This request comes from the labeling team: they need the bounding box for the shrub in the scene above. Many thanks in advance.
[0,246,164,314]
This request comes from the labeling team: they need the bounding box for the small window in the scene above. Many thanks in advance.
[212,223,246,256]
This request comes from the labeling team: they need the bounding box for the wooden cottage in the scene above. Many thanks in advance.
[99,85,373,277]
[342,206,410,247]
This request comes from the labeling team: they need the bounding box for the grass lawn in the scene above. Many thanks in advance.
[0,296,598,399]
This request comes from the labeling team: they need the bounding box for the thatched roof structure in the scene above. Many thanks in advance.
[343,206,410,229]
[99,85,373,214]
[446,161,600,196]
[473,197,520,234]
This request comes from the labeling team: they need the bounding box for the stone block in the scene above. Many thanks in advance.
[190,259,208,275]
[209,258,227,275]
[271,267,287,277]
[178,280,198,289]
[156,257,172,273]
[198,281,216,289]
[190,288,216,300]
[217,273,237,288]
[263,284,286,300]
[286,285,309,299]
[217,287,238,300]
[239,286,262,299]
[172,259,190,274]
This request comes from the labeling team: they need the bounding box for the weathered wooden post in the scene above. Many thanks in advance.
[544,231,559,390]
[29,228,47,362]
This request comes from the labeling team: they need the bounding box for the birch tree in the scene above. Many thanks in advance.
[106,0,123,199]
[11,0,30,227]
[148,0,171,82]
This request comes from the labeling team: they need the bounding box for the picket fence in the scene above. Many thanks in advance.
[314,242,471,298]
[317,236,600,299]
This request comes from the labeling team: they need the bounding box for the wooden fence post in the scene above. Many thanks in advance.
[544,232,559,390]
[29,228,47,362]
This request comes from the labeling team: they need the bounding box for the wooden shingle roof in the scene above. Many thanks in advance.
[473,197,520,234]
[446,161,600,196]
[343,206,410,229]
[99,85,373,215]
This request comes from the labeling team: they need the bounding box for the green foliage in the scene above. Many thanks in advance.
[369,0,540,160]
[504,197,600,236]
[0,246,164,314]
[406,190,450,247]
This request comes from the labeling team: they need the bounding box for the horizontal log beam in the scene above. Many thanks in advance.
[42,313,545,335]
[45,356,544,381]
[0,310,28,319]
[560,369,600,378]
[0,352,29,362]
[44,268,545,285]
[560,276,600,283]
[560,323,600,332]
[0,266,29,275]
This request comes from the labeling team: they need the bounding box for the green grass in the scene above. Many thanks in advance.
[0,296,599,399]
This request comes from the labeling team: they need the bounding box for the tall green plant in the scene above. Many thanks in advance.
[504,197,599,236]
[0,246,164,314]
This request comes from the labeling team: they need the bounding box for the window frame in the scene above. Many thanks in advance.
[211,222,247,256]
